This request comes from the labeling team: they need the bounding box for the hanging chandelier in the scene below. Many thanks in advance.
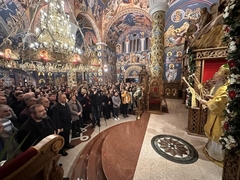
[29,0,81,57]
[0,0,96,67]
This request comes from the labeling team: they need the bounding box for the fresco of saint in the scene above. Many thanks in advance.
[165,63,177,82]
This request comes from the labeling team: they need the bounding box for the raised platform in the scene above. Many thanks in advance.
[70,112,150,180]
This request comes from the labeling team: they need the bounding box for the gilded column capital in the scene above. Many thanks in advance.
[148,0,168,16]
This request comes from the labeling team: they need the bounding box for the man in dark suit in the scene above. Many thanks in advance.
[48,92,57,108]
[36,97,58,134]
[52,94,74,156]
[16,104,55,152]
[10,91,24,116]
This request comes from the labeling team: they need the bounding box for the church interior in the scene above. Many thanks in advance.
[0,0,240,179]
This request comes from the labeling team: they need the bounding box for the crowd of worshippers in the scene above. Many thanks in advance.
[0,82,138,157]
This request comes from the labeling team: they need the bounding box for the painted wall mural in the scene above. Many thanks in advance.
[106,12,151,45]
[0,0,31,36]
[164,0,219,83]
[74,0,104,24]
[75,28,98,48]
[105,45,116,65]
[73,0,150,42]
[116,30,150,82]
[73,0,144,29]
[104,46,117,83]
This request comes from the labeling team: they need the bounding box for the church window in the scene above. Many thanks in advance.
[130,40,133,52]
[145,37,149,50]
[137,39,140,52]
[122,42,125,53]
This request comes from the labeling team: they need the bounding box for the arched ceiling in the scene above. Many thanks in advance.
[106,12,152,45]
[0,0,152,48]
[74,0,152,46]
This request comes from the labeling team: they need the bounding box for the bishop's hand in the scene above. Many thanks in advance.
[199,99,207,105]
[204,94,213,99]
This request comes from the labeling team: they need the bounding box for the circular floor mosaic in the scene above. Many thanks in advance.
[151,134,199,164]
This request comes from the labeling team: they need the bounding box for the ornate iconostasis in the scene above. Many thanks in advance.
[0,66,71,87]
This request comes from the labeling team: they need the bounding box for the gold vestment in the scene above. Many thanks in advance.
[204,83,228,143]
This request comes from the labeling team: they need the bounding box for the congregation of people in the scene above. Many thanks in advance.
[0,82,137,157]
[0,63,229,165]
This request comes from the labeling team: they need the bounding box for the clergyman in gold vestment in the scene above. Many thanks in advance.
[200,65,230,163]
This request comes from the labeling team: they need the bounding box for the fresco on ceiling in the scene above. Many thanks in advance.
[106,12,151,45]
[103,0,149,23]
[0,0,30,36]
[116,30,150,82]
[168,0,180,7]
[163,0,219,83]
[76,13,93,28]
[74,0,149,28]
[0,0,41,37]
[74,0,104,25]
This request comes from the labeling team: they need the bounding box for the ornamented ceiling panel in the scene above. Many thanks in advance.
[103,0,149,23]
[0,0,31,37]
[74,0,151,45]
[0,0,152,48]
[106,12,151,45]
[74,0,149,22]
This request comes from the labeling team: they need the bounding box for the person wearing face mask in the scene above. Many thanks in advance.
[16,104,55,152]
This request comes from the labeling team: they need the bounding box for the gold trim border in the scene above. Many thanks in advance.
[193,47,228,60]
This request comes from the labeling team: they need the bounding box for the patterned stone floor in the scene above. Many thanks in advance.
[60,99,222,180]
[151,134,199,164]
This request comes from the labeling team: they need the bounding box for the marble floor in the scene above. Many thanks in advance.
[60,99,222,180]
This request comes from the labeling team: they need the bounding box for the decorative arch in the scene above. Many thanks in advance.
[76,12,102,42]
[103,8,152,43]
[118,26,151,42]
[124,65,142,80]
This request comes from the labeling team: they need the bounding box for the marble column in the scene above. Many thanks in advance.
[125,41,130,53]
[125,35,130,53]
[148,0,168,80]
[140,38,145,51]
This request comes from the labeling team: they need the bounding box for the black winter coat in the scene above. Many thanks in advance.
[17,117,55,152]
[52,102,72,131]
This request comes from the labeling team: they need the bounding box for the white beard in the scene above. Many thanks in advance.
[210,80,224,96]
